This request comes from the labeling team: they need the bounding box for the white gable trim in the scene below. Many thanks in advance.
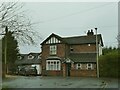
[46,37,61,44]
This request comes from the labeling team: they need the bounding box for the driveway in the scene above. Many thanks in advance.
[2,75,119,89]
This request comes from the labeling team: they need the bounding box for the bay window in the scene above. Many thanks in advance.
[46,60,61,70]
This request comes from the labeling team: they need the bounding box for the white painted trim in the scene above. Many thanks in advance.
[76,63,82,69]
[28,54,34,59]
[86,63,93,70]
[45,37,61,44]
[50,45,57,55]
[46,60,61,70]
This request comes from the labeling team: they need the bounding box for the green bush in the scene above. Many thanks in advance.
[99,51,119,78]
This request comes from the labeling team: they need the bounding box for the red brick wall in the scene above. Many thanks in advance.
[41,44,66,75]
[70,70,97,77]
[57,44,66,58]
[41,44,66,59]
[70,44,96,53]
[45,70,63,76]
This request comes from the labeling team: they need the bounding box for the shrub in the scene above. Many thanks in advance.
[99,51,119,78]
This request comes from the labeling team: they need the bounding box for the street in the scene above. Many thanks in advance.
[2,75,118,89]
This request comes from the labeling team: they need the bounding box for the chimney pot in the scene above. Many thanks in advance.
[91,29,94,35]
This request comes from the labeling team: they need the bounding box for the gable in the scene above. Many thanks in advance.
[46,36,61,44]
[41,33,64,45]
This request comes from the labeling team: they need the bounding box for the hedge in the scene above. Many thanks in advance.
[99,51,119,78]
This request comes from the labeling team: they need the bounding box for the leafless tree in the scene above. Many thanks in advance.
[0,2,41,45]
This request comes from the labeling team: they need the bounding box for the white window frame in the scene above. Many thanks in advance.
[88,44,91,46]
[76,63,82,69]
[38,55,41,59]
[46,60,61,70]
[18,56,22,60]
[50,45,57,55]
[87,63,93,70]
[28,55,34,59]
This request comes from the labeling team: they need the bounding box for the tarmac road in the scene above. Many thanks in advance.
[2,75,119,89]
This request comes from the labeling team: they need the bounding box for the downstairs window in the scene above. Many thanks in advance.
[46,60,61,70]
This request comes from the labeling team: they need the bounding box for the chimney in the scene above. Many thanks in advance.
[87,29,94,36]
[90,29,94,35]
[87,30,91,36]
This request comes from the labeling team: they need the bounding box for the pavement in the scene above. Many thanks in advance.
[2,75,119,89]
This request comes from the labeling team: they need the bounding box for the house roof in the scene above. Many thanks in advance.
[15,53,41,65]
[63,34,103,46]
[40,33,103,46]
[68,53,97,63]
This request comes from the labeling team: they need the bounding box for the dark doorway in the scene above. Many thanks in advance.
[66,63,71,76]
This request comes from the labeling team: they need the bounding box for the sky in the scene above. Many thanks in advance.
[19,1,118,54]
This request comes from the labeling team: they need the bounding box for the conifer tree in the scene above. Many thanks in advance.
[2,30,19,74]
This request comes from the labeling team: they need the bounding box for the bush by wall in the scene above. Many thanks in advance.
[99,51,119,78]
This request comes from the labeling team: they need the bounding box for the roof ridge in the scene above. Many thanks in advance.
[62,34,101,39]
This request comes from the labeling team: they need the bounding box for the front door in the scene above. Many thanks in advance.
[66,63,71,76]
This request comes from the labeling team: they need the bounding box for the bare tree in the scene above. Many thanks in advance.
[0,2,41,45]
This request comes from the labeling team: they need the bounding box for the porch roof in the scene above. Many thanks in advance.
[68,53,97,63]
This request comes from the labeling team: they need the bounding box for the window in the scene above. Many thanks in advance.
[50,45,57,55]
[88,44,91,46]
[70,48,73,52]
[18,56,22,60]
[28,55,34,59]
[46,60,61,70]
[70,46,74,52]
[87,63,93,70]
[38,55,41,59]
[76,63,82,69]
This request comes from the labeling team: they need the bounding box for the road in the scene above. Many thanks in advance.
[2,75,119,89]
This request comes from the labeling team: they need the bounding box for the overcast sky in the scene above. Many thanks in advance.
[19,2,118,54]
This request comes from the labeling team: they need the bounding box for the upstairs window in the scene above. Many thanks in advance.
[70,46,74,52]
[38,55,41,59]
[88,44,91,46]
[28,55,34,59]
[50,45,57,55]
[18,56,22,60]
[70,48,73,52]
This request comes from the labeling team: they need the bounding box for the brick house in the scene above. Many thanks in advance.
[40,30,103,77]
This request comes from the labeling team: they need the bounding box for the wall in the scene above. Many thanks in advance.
[70,63,97,77]
[41,43,66,75]
[70,70,97,77]
[44,70,63,76]
[69,44,96,53]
